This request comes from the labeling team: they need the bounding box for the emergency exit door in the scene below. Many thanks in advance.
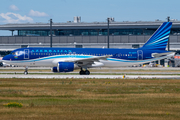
[24,49,29,59]
[137,50,143,60]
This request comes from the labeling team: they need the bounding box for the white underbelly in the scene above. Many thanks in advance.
[4,59,53,67]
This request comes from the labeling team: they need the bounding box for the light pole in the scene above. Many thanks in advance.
[107,18,110,48]
[50,19,52,48]
[11,30,14,36]
[167,16,170,51]
[166,16,171,67]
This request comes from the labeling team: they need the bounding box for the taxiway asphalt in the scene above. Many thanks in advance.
[1,67,180,79]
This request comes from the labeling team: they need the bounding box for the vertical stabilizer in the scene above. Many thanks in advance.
[141,22,172,50]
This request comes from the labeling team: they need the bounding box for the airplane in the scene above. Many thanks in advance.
[2,22,175,75]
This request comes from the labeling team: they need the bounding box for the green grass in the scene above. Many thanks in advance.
[0,78,180,119]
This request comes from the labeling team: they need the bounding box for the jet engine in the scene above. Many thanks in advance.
[51,67,58,72]
[51,62,78,72]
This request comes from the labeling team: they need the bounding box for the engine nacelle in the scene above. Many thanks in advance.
[58,62,74,72]
[51,67,58,72]
[51,62,75,72]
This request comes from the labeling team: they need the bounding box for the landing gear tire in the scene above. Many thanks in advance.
[24,66,28,75]
[85,70,90,75]
[79,70,85,75]
[79,70,90,75]
[24,71,28,75]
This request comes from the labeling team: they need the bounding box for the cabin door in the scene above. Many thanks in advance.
[24,49,29,59]
[137,50,143,60]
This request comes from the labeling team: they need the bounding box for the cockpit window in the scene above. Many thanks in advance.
[11,51,24,56]
[18,51,24,55]
[15,52,19,55]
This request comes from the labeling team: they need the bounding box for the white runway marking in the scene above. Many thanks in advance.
[1,74,180,79]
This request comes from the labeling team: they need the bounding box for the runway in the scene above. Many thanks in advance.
[1,74,180,79]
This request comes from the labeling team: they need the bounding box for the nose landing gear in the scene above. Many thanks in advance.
[24,67,28,75]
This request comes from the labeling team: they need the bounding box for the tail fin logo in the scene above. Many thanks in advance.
[141,22,172,50]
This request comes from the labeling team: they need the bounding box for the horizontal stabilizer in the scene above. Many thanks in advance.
[151,52,175,58]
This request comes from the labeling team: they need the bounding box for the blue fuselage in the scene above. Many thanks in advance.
[2,47,170,67]
[3,47,168,61]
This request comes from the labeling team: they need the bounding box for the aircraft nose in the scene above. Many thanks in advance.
[2,55,12,61]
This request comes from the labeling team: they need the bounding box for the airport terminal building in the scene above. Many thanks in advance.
[1,19,180,52]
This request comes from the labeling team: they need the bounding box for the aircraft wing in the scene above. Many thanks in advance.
[70,55,111,62]
[52,55,112,67]
[68,55,111,67]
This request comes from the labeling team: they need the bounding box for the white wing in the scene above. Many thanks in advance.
[52,55,112,67]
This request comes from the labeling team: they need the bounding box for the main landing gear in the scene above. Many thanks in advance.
[24,67,28,75]
[79,68,90,75]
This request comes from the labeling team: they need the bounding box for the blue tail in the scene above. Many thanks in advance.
[141,22,172,50]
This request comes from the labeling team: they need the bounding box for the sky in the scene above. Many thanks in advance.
[0,0,179,35]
